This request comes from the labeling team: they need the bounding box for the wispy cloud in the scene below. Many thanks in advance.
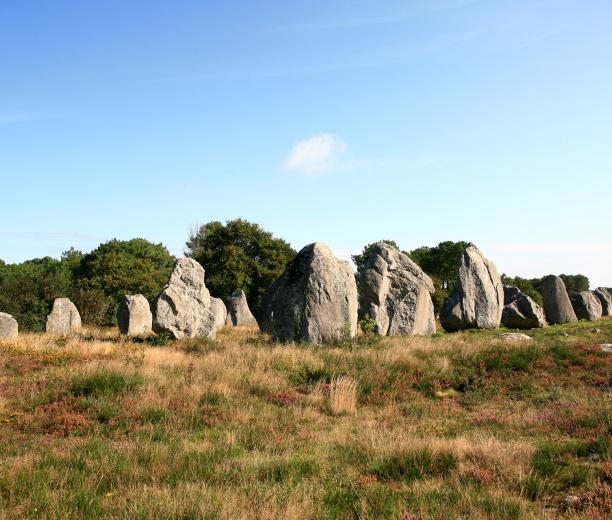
[282,134,348,175]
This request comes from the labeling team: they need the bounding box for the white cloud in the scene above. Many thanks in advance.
[282,133,348,175]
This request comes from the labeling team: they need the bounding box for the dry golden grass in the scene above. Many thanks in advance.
[0,319,610,519]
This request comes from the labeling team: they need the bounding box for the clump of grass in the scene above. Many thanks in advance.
[327,375,358,415]
[370,447,458,482]
[70,369,143,397]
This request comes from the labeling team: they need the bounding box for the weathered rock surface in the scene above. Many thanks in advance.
[440,244,504,332]
[539,275,577,324]
[118,294,152,336]
[210,297,228,331]
[46,298,81,336]
[501,286,547,329]
[593,287,612,316]
[570,291,602,321]
[225,290,257,327]
[358,242,435,336]
[497,332,533,342]
[0,313,18,339]
[260,242,358,344]
[153,258,216,340]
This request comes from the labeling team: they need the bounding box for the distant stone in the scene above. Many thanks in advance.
[153,258,216,340]
[591,327,602,334]
[210,297,227,331]
[501,286,547,329]
[570,291,602,321]
[117,294,152,336]
[593,287,612,316]
[0,313,18,339]
[440,244,504,332]
[358,242,436,336]
[260,242,358,344]
[46,298,81,336]
[497,332,533,342]
[601,344,612,353]
[558,332,569,337]
[225,290,257,327]
[539,275,577,324]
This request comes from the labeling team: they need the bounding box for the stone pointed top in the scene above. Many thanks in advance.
[299,242,333,257]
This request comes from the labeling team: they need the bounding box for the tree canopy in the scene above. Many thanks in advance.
[185,219,296,315]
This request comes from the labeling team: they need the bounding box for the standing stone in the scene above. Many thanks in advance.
[539,275,578,324]
[501,286,547,329]
[117,294,152,336]
[593,287,612,316]
[210,297,228,331]
[260,242,358,345]
[153,258,216,340]
[225,290,257,327]
[358,242,435,336]
[440,244,504,332]
[46,298,81,336]
[0,313,18,339]
[570,291,602,321]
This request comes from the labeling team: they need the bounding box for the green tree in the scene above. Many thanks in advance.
[500,275,544,306]
[351,240,399,280]
[558,274,590,294]
[185,219,296,316]
[0,257,72,331]
[73,238,175,325]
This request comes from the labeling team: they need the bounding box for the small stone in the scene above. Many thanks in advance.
[497,332,533,341]
[591,327,602,334]
[117,295,152,336]
[210,297,227,331]
[46,298,81,336]
[153,258,216,340]
[558,332,569,337]
[600,344,612,353]
[225,290,257,327]
[0,312,18,339]
[540,275,577,324]
[440,244,504,331]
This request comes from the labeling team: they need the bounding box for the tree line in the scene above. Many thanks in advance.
[0,219,592,331]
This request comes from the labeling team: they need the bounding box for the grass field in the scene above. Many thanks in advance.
[0,319,610,519]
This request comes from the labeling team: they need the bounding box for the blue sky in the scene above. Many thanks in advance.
[1,0,611,287]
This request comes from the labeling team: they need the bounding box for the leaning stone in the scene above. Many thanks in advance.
[539,275,577,324]
[46,298,81,336]
[153,258,216,340]
[0,313,18,339]
[210,297,228,331]
[501,286,547,329]
[225,290,257,327]
[497,332,533,341]
[118,295,152,336]
[358,242,435,336]
[570,291,602,321]
[440,244,504,331]
[593,287,612,316]
[260,242,358,345]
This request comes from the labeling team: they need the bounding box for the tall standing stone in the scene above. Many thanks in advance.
[440,244,504,332]
[118,294,152,336]
[593,287,612,316]
[0,313,18,339]
[501,286,547,329]
[260,242,358,345]
[210,297,228,331]
[225,290,257,327]
[539,275,578,324]
[570,291,603,321]
[46,298,82,336]
[358,242,436,336]
[153,258,216,340]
